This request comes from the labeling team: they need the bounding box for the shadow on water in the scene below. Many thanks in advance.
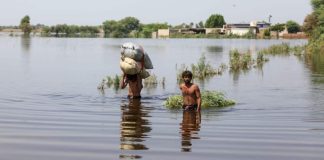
[180,110,201,152]
[119,99,152,159]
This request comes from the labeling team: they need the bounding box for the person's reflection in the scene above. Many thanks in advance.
[180,110,201,152]
[120,99,151,151]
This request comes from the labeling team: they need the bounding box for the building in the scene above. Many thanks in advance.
[155,21,271,38]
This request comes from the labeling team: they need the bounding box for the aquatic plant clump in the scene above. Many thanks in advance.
[229,49,254,70]
[258,43,290,55]
[164,91,235,109]
[177,54,227,81]
[143,73,158,86]
[258,43,307,56]
[97,74,122,90]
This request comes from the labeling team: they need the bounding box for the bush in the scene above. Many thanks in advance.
[164,91,235,109]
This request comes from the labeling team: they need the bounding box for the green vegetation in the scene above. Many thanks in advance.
[258,43,306,56]
[164,91,235,109]
[230,50,253,70]
[97,75,122,90]
[286,20,301,33]
[103,17,140,38]
[143,74,158,87]
[270,23,286,33]
[177,54,226,81]
[263,29,271,38]
[258,43,290,55]
[103,17,169,38]
[229,49,269,72]
[41,25,100,37]
[19,15,32,35]
[303,0,324,54]
[270,23,285,38]
[139,23,169,38]
[205,14,226,28]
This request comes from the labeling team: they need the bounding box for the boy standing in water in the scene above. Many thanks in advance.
[179,71,202,112]
[120,74,143,99]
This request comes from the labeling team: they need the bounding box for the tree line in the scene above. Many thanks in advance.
[16,14,227,38]
[15,14,305,38]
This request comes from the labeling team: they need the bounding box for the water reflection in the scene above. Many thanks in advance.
[206,46,223,53]
[180,110,201,152]
[20,35,32,52]
[305,54,324,75]
[120,99,151,158]
[305,53,324,123]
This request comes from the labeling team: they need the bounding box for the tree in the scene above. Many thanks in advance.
[303,13,318,34]
[196,21,204,28]
[205,14,226,28]
[270,23,285,38]
[138,23,168,38]
[270,23,285,32]
[263,29,271,37]
[102,17,141,38]
[120,17,140,33]
[311,0,324,10]
[19,15,32,35]
[286,20,301,33]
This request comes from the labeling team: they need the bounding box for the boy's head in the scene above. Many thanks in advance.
[182,71,193,84]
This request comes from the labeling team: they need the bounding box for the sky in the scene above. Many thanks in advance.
[0,0,312,26]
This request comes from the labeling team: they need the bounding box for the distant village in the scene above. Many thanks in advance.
[0,19,307,39]
[154,21,307,39]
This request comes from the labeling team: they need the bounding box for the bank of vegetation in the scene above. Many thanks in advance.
[303,0,324,54]
[3,13,305,39]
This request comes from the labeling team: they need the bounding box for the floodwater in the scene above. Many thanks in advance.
[0,36,323,160]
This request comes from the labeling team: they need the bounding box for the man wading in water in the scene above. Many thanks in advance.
[179,71,202,112]
[120,74,143,99]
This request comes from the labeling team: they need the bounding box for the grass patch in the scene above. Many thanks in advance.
[258,43,290,55]
[97,74,122,90]
[229,49,269,73]
[258,43,307,56]
[229,49,253,71]
[164,91,235,109]
[177,54,227,81]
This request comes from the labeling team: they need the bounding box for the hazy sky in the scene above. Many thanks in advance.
[0,0,312,26]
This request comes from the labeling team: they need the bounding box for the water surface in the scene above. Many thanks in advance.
[0,36,323,160]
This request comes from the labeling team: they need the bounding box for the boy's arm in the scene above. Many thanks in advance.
[195,85,202,112]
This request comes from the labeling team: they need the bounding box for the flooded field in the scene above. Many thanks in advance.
[0,37,323,160]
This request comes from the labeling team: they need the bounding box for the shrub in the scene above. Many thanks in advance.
[164,91,235,109]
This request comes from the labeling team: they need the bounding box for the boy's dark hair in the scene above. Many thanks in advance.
[182,70,193,78]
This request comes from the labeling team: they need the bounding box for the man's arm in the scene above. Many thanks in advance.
[120,74,127,89]
[195,85,202,112]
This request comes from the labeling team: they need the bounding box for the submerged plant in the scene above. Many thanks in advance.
[144,73,158,87]
[258,43,290,55]
[97,74,122,90]
[177,54,226,81]
[229,49,254,71]
[164,91,235,109]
